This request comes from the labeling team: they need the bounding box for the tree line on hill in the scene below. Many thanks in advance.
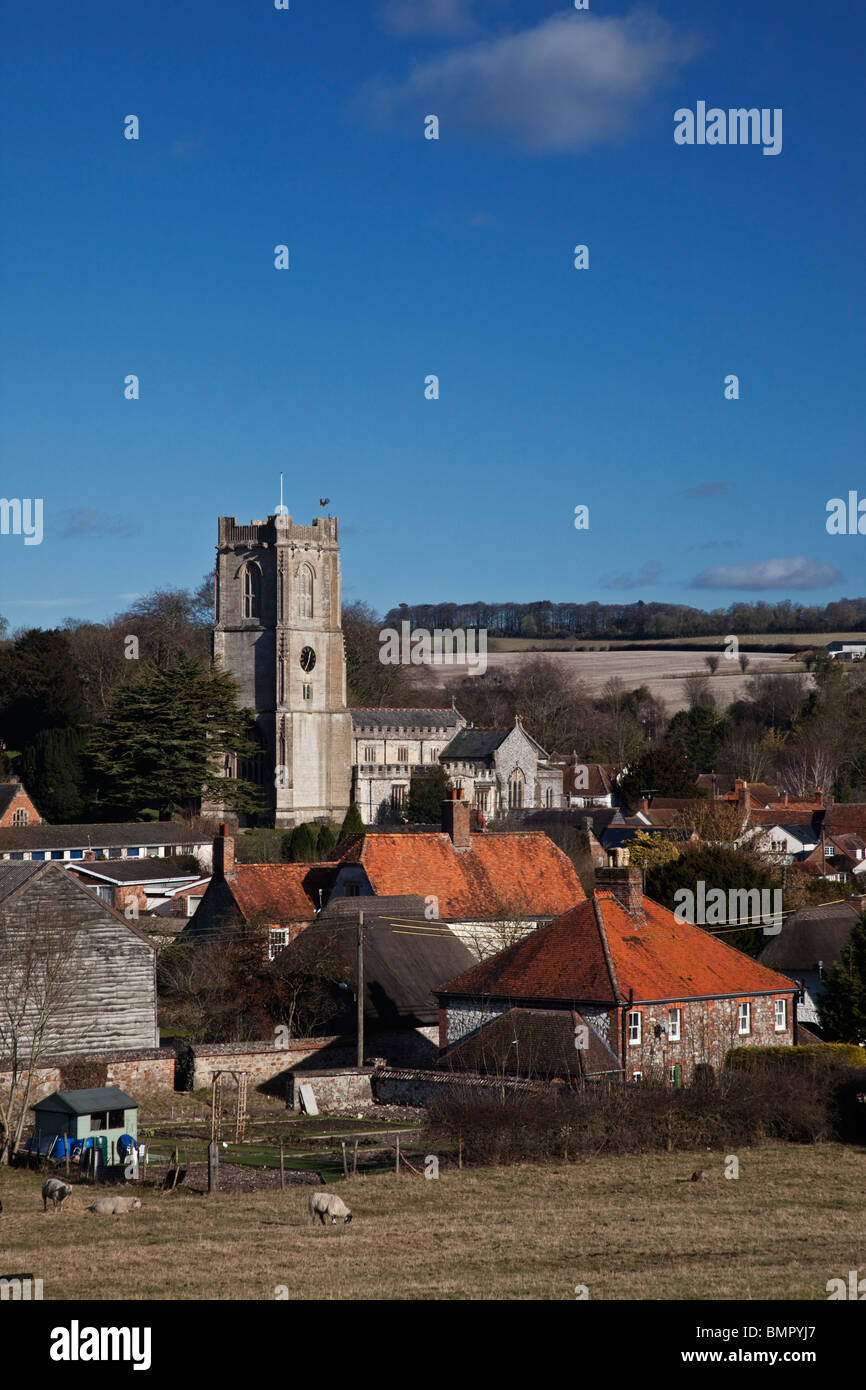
[384,596,866,641]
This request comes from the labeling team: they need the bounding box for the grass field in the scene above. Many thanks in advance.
[2,1143,863,1301]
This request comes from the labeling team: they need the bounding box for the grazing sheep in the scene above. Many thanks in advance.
[690,1170,711,1183]
[42,1179,74,1213]
[87,1195,142,1216]
[308,1191,352,1226]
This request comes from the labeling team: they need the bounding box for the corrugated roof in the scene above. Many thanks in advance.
[339,831,585,920]
[439,891,796,1004]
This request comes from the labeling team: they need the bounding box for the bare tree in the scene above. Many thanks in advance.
[704,655,720,675]
[776,741,838,800]
[738,653,751,674]
[683,673,715,711]
[0,905,82,1164]
[456,890,538,960]
[671,800,748,848]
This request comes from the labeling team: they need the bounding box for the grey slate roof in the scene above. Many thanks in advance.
[68,860,203,884]
[0,822,206,854]
[351,708,461,733]
[442,1007,622,1079]
[440,729,510,760]
[33,1086,139,1115]
[0,862,42,902]
[757,897,866,973]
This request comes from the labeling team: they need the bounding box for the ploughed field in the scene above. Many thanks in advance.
[428,649,807,715]
[2,1143,862,1300]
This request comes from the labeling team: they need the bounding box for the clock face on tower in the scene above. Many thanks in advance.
[300,645,317,673]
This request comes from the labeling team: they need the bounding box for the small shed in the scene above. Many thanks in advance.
[32,1087,139,1163]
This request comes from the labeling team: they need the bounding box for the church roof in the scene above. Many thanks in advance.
[351,708,461,732]
[440,729,510,760]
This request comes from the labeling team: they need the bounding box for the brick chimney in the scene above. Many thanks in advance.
[213,822,235,877]
[815,786,824,809]
[595,865,644,918]
[442,787,471,850]
[637,796,650,815]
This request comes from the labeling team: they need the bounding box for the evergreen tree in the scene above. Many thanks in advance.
[18,728,87,822]
[339,803,366,839]
[819,915,866,1043]
[88,654,260,820]
[317,822,338,858]
[406,766,451,824]
[289,823,318,863]
[646,845,779,957]
[619,746,703,811]
[0,629,87,747]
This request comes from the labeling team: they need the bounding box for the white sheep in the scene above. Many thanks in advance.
[87,1195,142,1216]
[308,1191,352,1226]
[42,1179,74,1213]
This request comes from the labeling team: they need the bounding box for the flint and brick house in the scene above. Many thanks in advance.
[436,866,798,1083]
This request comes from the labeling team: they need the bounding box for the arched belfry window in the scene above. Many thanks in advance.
[243,562,262,620]
[297,564,313,620]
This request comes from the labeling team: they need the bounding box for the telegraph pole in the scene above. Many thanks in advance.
[356,910,365,1068]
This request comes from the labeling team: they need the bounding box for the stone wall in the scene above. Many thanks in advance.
[285,1068,373,1111]
[0,1048,176,1109]
[625,993,795,1081]
[373,1067,540,1107]
[175,1038,357,1093]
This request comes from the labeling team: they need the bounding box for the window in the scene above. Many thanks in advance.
[475,789,489,813]
[346,884,361,897]
[397,747,409,764]
[363,746,376,763]
[107,1109,125,1129]
[269,928,290,960]
[243,562,262,620]
[11,808,28,826]
[68,850,82,859]
[127,847,140,857]
[109,848,122,859]
[824,844,835,857]
[738,1002,751,1035]
[391,786,408,812]
[631,1071,643,1083]
[428,747,439,762]
[297,564,313,620]
[50,850,64,860]
[508,770,525,809]
[96,886,113,903]
[667,1008,681,1042]
[89,1112,106,1131]
[627,1011,641,1046]
[545,787,554,808]
[774,999,787,1031]
[302,683,312,700]
[31,852,46,861]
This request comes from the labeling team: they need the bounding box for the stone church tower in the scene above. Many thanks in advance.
[212,511,352,827]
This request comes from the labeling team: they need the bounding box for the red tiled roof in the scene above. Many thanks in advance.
[227,863,339,924]
[340,832,585,920]
[439,891,796,1004]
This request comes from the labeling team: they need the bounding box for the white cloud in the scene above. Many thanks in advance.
[365,9,701,152]
[690,556,844,591]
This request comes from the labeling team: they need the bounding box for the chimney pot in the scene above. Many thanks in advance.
[595,865,644,918]
[213,822,235,877]
[442,791,471,849]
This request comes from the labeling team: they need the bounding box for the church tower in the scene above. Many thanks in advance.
[213,510,353,827]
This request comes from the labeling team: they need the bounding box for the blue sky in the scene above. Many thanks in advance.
[1,0,864,627]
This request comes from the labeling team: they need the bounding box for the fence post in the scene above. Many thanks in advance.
[279,1138,285,1191]
[341,1141,349,1179]
[208,1141,219,1194]
[395,1135,400,1175]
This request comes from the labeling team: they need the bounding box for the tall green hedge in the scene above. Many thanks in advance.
[727,1044,866,1069]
